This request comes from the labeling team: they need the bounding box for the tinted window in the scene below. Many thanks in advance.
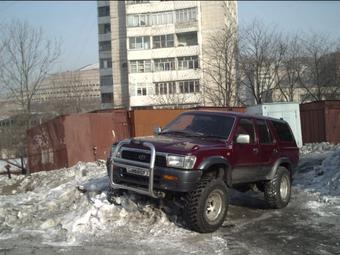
[256,120,273,144]
[271,121,294,142]
[236,118,255,144]
[162,113,235,139]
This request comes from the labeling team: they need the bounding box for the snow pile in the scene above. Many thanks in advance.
[0,162,184,244]
[0,162,228,253]
[296,145,340,203]
[299,142,340,155]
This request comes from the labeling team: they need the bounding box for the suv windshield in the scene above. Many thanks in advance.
[161,113,235,139]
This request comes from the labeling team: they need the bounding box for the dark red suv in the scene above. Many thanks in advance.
[107,111,299,233]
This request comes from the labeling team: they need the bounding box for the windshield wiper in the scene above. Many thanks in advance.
[198,134,227,139]
[160,130,192,136]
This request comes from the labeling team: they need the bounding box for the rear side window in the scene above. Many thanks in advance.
[256,120,273,144]
[236,118,255,144]
[271,120,294,142]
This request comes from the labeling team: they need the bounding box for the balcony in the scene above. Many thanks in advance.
[175,21,198,33]
[99,51,112,59]
[129,93,201,108]
[100,85,113,94]
[100,68,112,76]
[98,33,111,42]
[98,16,110,24]
[126,1,197,15]
[127,45,200,60]
[97,1,109,8]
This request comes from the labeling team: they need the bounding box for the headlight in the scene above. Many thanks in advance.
[166,155,196,169]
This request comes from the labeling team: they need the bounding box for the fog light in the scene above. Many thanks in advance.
[163,175,178,181]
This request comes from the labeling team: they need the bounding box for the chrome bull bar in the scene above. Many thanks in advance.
[108,139,164,198]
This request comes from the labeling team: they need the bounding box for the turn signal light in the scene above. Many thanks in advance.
[163,175,178,181]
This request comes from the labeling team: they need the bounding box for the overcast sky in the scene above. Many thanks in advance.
[1,1,340,72]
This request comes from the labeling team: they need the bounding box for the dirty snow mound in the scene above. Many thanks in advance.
[0,162,186,245]
[295,148,340,203]
[300,142,340,155]
[0,162,230,253]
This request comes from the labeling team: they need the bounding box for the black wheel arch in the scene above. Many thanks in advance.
[267,157,293,180]
[197,156,232,187]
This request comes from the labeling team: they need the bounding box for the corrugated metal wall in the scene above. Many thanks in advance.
[27,107,246,172]
[27,110,130,172]
[324,101,340,144]
[27,116,68,172]
[300,101,340,144]
[130,109,186,137]
[130,107,246,136]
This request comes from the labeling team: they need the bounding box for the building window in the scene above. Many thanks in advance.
[179,80,200,94]
[178,56,199,70]
[137,87,147,96]
[129,60,152,73]
[135,84,148,96]
[150,11,173,26]
[177,32,198,46]
[126,0,150,4]
[99,41,111,51]
[153,34,174,48]
[154,81,176,95]
[100,75,113,86]
[154,58,175,71]
[127,14,149,27]
[100,58,112,69]
[98,6,110,17]
[129,36,150,50]
[175,8,197,23]
[98,23,111,34]
[101,93,113,103]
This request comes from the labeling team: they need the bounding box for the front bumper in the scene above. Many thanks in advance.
[108,139,202,198]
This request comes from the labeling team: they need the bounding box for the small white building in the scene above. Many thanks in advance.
[246,102,303,148]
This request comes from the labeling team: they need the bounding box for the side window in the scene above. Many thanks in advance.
[271,120,294,142]
[236,118,255,144]
[256,120,273,144]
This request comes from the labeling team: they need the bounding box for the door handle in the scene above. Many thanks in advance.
[252,148,259,154]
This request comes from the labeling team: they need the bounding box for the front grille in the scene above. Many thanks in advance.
[121,150,166,167]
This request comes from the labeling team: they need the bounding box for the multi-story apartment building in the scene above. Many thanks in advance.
[97,1,238,109]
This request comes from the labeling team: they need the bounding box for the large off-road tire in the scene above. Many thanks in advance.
[264,167,291,209]
[182,176,229,233]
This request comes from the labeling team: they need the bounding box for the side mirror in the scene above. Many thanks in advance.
[154,126,162,135]
[236,134,250,144]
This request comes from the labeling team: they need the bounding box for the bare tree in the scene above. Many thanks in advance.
[0,20,61,129]
[299,32,339,101]
[275,34,307,102]
[238,19,287,105]
[202,25,238,107]
[0,20,60,158]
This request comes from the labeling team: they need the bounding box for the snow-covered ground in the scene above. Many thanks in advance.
[295,142,340,203]
[0,143,339,254]
[0,161,228,254]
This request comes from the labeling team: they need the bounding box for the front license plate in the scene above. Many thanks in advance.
[126,167,149,177]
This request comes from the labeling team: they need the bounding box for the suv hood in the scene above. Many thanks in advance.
[129,135,227,154]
